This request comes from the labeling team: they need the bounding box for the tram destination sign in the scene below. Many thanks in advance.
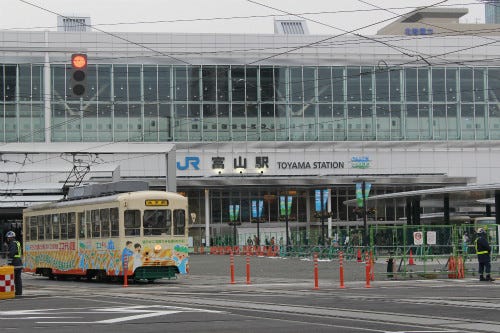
[145,199,169,206]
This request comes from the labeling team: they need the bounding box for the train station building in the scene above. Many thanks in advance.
[1,7,500,247]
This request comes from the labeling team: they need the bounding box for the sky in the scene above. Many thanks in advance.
[1,0,488,35]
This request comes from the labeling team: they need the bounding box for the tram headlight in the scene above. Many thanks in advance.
[154,244,162,252]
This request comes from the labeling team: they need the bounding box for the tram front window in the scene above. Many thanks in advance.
[143,209,171,236]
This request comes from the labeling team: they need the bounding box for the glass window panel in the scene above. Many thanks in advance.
[318,67,332,101]
[19,64,31,102]
[86,64,97,101]
[52,65,66,100]
[461,104,475,140]
[275,67,287,102]
[203,103,217,141]
[319,104,333,140]
[246,67,258,101]
[260,104,275,141]
[389,69,401,102]
[419,104,431,139]
[159,103,172,141]
[290,104,304,141]
[260,67,274,102]
[418,68,429,102]
[114,104,128,141]
[174,104,188,141]
[275,104,288,140]
[158,66,171,101]
[474,68,485,102]
[447,104,459,139]
[332,68,344,102]
[202,66,216,101]
[405,68,417,102]
[446,68,458,102]
[247,103,258,141]
[217,66,229,101]
[188,104,202,141]
[129,103,142,142]
[460,68,473,102]
[113,65,128,102]
[188,66,200,101]
[432,68,445,102]
[375,69,389,102]
[4,65,16,102]
[290,67,302,102]
[144,104,158,142]
[98,104,113,141]
[361,67,373,101]
[82,104,97,141]
[97,65,112,101]
[174,66,187,101]
[303,67,315,102]
[475,104,487,140]
[128,66,141,101]
[347,67,360,101]
[143,66,158,102]
[218,104,230,140]
[231,67,245,102]
[489,104,500,139]
[406,103,419,139]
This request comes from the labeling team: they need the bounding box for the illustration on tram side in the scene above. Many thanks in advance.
[22,188,189,282]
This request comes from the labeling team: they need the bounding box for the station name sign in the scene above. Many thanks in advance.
[277,161,345,169]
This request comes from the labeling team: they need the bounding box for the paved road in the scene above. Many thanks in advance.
[1,255,500,333]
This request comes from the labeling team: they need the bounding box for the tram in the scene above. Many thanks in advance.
[22,190,189,282]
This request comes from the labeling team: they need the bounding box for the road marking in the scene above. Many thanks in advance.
[0,305,222,325]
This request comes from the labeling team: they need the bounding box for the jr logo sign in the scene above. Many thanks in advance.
[177,156,200,170]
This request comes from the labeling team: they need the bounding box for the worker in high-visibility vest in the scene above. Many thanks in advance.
[475,228,494,282]
[6,231,22,295]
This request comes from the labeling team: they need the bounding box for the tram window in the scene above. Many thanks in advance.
[85,211,92,238]
[52,214,60,240]
[173,209,186,235]
[124,210,141,236]
[68,212,76,239]
[60,213,68,240]
[29,217,37,241]
[110,208,119,237]
[91,210,100,238]
[78,212,85,238]
[44,215,52,240]
[37,216,44,240]
[100,209,110,238]
[143,209,171,236]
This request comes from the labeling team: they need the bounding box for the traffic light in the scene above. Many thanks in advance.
[70,53,87,97]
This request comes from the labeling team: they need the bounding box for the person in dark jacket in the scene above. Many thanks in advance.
[475,228,494,282]
[6,231,23,295]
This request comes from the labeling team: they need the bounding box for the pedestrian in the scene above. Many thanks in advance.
[462,232,469,256]
[6,231,23,295]
[475,228,494,282]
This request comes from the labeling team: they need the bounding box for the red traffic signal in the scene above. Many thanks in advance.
[71,54,87,69]
[70,54,87,97]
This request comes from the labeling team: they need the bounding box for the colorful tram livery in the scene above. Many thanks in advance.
[22,191,189,282]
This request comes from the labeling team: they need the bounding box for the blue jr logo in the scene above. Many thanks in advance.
[177,156,200,170]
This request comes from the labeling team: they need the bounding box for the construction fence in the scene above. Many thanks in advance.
[193,224,499,280]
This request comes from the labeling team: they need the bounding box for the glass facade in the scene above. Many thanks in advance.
[2,63,500,142]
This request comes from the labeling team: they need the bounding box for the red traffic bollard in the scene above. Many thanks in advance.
[230,251,235,284]
[246,255,251,285]
[313,252,319,290]
[339,251,345,289]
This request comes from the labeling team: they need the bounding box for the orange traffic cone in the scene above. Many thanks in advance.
[357,249,362,262]
[408,249,415,265]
